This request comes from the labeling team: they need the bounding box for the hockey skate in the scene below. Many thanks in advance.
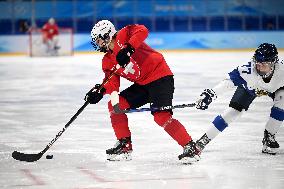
[54,45,60,51]
[106,137,132,161]
[262,129,279,155]
[178,141,200,164]
[196,133,211,152]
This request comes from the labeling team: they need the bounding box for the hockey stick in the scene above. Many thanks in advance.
[110,91,196,114]
[12,68,118,162]
[112,103,196,113]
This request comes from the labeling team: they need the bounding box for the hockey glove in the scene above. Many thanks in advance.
[84,84,106,104]
[196,89,217,110]
[116,43,135,68]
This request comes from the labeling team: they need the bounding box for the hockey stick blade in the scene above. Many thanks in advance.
[12,151,43,162]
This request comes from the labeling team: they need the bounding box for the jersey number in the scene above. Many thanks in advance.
[241,62,252,74]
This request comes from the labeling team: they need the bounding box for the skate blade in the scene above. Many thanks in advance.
[262,146,278,155]
[180,155,200,164]
[107,153,132,161]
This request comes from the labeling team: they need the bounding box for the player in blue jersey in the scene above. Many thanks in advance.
[195,43,284,155]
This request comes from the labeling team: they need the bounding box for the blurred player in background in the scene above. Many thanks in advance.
[42,17,60,55]
[19,19,30,33]
[84,20,200,163]
[195,43,284,155]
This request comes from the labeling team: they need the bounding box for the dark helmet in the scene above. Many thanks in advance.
[253,43,278,78]
[253,43,278,63]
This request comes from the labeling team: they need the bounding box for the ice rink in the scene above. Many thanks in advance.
[0,51,284,189]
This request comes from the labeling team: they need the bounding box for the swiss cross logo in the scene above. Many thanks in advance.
[124,62,135,74]
[116,60,140,81]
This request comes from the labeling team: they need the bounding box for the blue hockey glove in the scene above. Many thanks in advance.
[84,84,106,104]
[116,43,135,68]
[196,89,217,110]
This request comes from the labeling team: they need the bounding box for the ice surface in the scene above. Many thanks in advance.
[0,51,283,189]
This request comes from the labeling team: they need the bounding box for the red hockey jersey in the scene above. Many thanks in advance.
[101,24,173,94]
[42,23,59,39]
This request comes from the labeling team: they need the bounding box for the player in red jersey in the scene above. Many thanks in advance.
[42,17,60,55]
[85,20,200,163]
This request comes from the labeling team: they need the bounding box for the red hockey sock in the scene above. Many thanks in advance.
[108,96,131,139]
[154,112,191,147]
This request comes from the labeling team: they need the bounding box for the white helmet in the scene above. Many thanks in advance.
[91,20,117,52]
[48,17,55,25]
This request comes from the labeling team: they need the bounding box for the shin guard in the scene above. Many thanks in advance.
[108,96,131,139]
[154,111,191,147]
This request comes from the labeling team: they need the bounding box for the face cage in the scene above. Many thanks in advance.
[253,60,276,78]
[91,32,111,53]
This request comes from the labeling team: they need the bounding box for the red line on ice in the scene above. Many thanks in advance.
[20,169,45,185]
[77,167,107,182]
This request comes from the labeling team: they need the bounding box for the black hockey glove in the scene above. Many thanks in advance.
[84,84,106,104]
[116,43,135,68]
[196,89,217,110]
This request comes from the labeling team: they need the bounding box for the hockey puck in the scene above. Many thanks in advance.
[46,155,53,159]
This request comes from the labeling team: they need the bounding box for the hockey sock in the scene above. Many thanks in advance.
[266,106,284,135]
[154,112,191,147]
[207,107,242,140]
[108,96,131,139]
[206,124,221,140]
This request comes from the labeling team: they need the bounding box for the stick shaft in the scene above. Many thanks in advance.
[12,68,118,162]
[43,68,118,153]
[113,103,196,114]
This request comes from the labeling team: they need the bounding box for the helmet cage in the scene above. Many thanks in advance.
[91,31,111,53]
[254,61,275,78]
